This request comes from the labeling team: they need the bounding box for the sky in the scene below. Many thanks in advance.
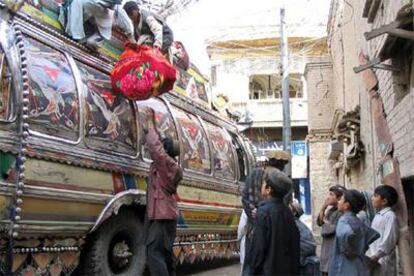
[167,0,332,74]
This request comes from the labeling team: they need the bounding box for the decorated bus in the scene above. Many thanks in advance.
[0,1,256,274]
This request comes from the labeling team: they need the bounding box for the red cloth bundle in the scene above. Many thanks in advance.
[111,44,177,101]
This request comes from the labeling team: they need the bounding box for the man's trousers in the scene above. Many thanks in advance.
[146,219,177,276]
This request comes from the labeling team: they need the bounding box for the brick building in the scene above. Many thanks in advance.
[306,0,414,269]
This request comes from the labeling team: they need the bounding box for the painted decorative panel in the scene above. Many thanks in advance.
[174,68,210,108]
[171,107,211,174]
[0,51,14,121]
[76,63,137,155]
[203,121,236,181]
[136,98,178,160]
[25,37,80,140]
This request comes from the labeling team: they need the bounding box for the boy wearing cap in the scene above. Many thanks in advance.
[329,190,379,276]
[249,168,300,275]
[317,185,346,275]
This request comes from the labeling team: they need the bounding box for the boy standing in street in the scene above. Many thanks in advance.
[140,107,183,276]
[329,189,379,276]
[290,200,319,275]
[249,168,300,275]
[366,185,399,276]
[316,185,346,275]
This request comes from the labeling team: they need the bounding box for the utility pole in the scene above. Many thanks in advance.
[280,6,291,173]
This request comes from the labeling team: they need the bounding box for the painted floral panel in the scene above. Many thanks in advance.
[136,98,178,160]
[25,37,79,140]
[172,107,211,174]
[204,121,236,180]
[77,62,137,155]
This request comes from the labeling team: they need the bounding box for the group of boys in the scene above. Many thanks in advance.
[318,184,399,276]
[240,149,400,276]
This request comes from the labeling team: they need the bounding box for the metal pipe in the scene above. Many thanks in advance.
[280,6,291,174]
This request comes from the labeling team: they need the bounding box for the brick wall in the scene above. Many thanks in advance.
[322,0,414,183]
[366,0,414,178]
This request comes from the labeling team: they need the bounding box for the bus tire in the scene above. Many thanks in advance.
[77,209,146,276]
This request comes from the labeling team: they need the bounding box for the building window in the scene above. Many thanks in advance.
[274,84,301,98]
[392,41,413,106]
[289,84,297,98]
[249,81,264,99]
[274,89,281,99]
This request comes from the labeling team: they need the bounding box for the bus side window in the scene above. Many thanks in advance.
[230,134,248,182]
[76,62,137,155]
[172,107,211,175]
[136,98,178,161]
[25,37,80,141]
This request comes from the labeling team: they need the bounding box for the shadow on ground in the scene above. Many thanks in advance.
[176,257,240,275]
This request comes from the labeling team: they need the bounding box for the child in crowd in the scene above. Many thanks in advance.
[240,167,265,275]
[249,168,300,276]
[366,185,399,276]
[316,185,346,275]
[290,200,319,276]
[329,189,379,276]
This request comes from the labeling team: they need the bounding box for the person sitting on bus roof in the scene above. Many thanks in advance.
[59,0,135,48]
[139,106,182,276]
[123,1,174,56]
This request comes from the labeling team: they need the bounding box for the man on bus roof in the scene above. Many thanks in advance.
[123,1,174,57]
[59,0,135,48]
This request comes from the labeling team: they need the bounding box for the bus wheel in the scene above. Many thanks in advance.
[78,209,146,275]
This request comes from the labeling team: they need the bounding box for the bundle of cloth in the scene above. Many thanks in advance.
[111,43,176,100]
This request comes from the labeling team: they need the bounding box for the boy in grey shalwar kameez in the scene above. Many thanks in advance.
[329,189,379,276]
